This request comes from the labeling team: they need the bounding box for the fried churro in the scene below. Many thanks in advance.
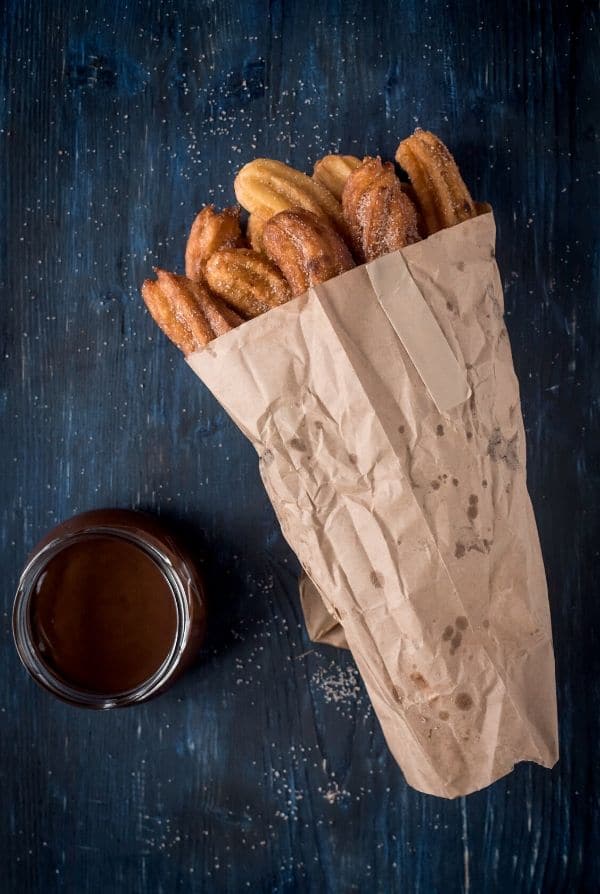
[395,129,476,235]
[234,158,347,237]
[247,212,268,254]
[263,208,355,296]
[185,205,246,283]
[204,248,291,318]
[143,128,481,351]
[141,270,242,355]
[341,157,420,262]
[312,155,361,201]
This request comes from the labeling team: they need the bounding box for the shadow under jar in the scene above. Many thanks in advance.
[13,510,206,708]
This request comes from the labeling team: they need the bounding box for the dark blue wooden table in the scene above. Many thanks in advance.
[1,1,598,891]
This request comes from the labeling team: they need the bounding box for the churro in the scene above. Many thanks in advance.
[395,129,476,235]
[342,157,420,262]
[313,155,361,201]
[204,248,291,318]
[142,270,241,355]
[234,158,347,236]
[263,208,354,296]
[185,205,246,283]
[247,212,267,254]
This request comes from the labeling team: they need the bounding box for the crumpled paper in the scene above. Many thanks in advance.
[187,212,558,797]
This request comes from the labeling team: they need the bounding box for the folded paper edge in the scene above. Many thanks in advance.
[365,251,472,413]
[186,213,496,365]
[298,572,350,649]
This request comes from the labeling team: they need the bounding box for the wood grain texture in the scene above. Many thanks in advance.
[0,0,598,891]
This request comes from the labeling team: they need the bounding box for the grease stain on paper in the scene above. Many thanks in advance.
[455,693,474,711]
[261,448,274,465]
[450,632,462,654]
[370,570,384,588]
[455,537,491,558]
[487,428,520,470]
[410,672,428,690]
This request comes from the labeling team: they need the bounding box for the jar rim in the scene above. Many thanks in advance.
[13,520,196,708]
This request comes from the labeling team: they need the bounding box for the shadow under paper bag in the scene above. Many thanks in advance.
[187,213,558,798]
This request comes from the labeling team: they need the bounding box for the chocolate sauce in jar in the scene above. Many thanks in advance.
[13,510,206,707]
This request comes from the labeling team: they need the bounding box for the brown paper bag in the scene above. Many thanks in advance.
[299,572,349,649]
[187,212,558,797]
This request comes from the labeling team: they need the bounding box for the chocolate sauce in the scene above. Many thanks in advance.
[13,510,207,706]
[31,535,178,694]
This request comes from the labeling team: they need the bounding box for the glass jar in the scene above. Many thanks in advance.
[13,509,206,708]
